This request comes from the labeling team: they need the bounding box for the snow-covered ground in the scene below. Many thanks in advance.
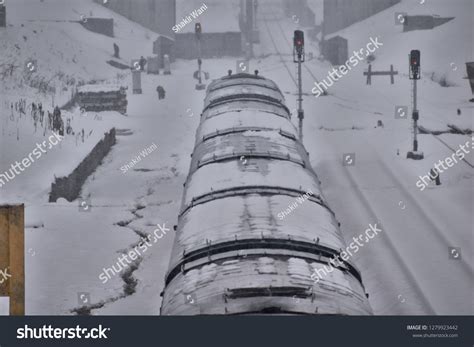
[0,0,472,315]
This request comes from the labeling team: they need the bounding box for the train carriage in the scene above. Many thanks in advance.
[160,73,372,315]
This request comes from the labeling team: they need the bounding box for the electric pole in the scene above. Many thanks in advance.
[293,30,305,142]
[407,49,424,160]
[195,22,206,90]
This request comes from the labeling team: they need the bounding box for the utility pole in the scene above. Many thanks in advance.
[407,49,424,160]
[0,1,6,28]
[245,0,254,59]
[293,30,305,142]
[195,22,206,90]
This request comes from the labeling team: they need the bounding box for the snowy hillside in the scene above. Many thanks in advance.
[1,0,159,93]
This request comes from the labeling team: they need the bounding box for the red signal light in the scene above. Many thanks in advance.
[410,50,420,67]
[294,30,304,48]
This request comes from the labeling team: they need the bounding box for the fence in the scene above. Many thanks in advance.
[364,64,398,85]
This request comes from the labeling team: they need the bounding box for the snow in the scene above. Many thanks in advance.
[168,194,347,268]
[77,84,126,93]
[204,84,285,108]
[197,109,298,141]
[175,0,240,33]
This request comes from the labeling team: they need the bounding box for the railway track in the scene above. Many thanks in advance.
[339,161,437,314]
[261,14,298,88]
[268,11,326,92]
[260,9,434,314]
[432,134,474,169]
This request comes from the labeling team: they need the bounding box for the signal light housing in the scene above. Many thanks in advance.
[409,49,420,80]
[293,30,305,62]
[195,22,202,39]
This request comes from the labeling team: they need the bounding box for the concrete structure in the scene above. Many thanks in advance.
[146,56,160,74]
[97,0,175,36]
[0,4,5,28]
[153,36,175,67]
[132,71,142,94]
[466,62,474,95]
[100,0,243,59]
[174,32,242,59]
[284,0,316,27]
[323,0,400,36]
[49,129,116,202]
[174,0,243,59]
[163,55,171,75]
[403,15,454,32]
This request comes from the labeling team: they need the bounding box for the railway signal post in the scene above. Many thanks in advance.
[0,1,6,28]
[195,23,206,90]
[293,30,305,142]
[407,49,424,160]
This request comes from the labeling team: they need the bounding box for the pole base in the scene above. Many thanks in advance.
[406,151,424,160]
[133,89,142,94]
[195,83,206,90]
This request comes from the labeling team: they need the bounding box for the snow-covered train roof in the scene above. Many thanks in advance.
[196,109,297,145]
[162,72,372,315]
[162,254,371,315]
[207,74,281,92]
[193,124,301,165]
[172,194,344,261]
[204,83,286,109]
[182,159,321,208]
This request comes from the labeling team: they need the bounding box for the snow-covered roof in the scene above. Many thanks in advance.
[183,159,321,207]
[77,84,126,93]
[204,84,285,108]
[208,75,280,92]
[174,194,342,258]
[162,253,372,315]
[196,109,297,143]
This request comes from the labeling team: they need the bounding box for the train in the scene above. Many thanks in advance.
[160,72,372,315]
